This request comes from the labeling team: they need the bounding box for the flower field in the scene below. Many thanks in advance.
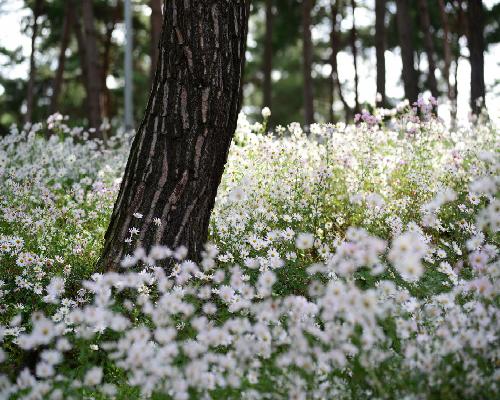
[0,100,498,399]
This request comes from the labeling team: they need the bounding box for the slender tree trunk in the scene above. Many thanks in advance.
[451,52,459,124]
[262,0,273,110]
[99,0,249,270]
[395,0,418,103]
[467,0,485,115]
[330,0,351,122]
[101,25,114,121]
[101,5,119,120]
[329,1,339,122]
[302,0,314,126]
[150,0,163,89]
[74,10,90,113]
[438,0,453,103]
[81,0,103,136]
[25,0,43,124]
[417,0,438,97]
[350,0,360,114]
[375,0,386,108]
[50,4,74,115]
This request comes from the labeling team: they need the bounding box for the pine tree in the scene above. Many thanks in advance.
[99,0,250,270]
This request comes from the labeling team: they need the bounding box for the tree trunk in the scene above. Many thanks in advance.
[50,4,74,115]
[467,0,485,115]
[262,0,273,110]
[101,5,119,120]
[395,0,418,103]
[451,51,459,124]
[375,0,386,108]
[74,10,90,117]
[438,0,453,103]
[329,1,339,122]
[25,0,43,124]
[329,0,351,122]
[81,0,103,136]
[99,0,249,270]
[302,0,314,126]
[417,0,438,97]
[350,0,360,114]
[150,0,163,89]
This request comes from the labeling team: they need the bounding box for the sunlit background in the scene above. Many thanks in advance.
[0,0,498,132]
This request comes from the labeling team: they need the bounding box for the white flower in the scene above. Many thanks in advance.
[84,366,103,386]
[218,285,235,303]
[296,233,314,250]
[228,187,247,202]
[261,107,271,119]
[133,212,143,219]
[120,254,136,268]
[44,277,65,304]
[40,350,62,365]
[36,362,55,378]
[244,257,260,269]
[258,270,276,287]
[396,257,424,282]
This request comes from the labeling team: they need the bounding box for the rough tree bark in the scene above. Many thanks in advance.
[467,0,485,115]
[302,0,314,126]
[395,0,419,103]
[150,0,163,88]
[81,0,103,136]
[375,0,386,108]
[262,0,273,110]
[417,0,438,97]
[350,0,360,114]
[99,0,249,270]
[25,0,43,124]
[50,4,74,115]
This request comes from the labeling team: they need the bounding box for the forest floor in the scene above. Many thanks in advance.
[0,101,498,399]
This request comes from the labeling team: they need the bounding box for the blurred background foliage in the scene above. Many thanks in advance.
[0,0,498,135]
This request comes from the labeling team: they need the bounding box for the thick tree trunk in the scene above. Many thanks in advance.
[99,0,249,270]
[467,0,485,115]
[417,0,438,97]
[302,0,314,126]
[150,0,163,89]
[262,0,273,110]
[81,0,103,136]
[375,0,386,108]
[395,0,418,103]
[350,0,360,114]
[438,0,453,103]
[50,4,74,115]
[25,0,43,124]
